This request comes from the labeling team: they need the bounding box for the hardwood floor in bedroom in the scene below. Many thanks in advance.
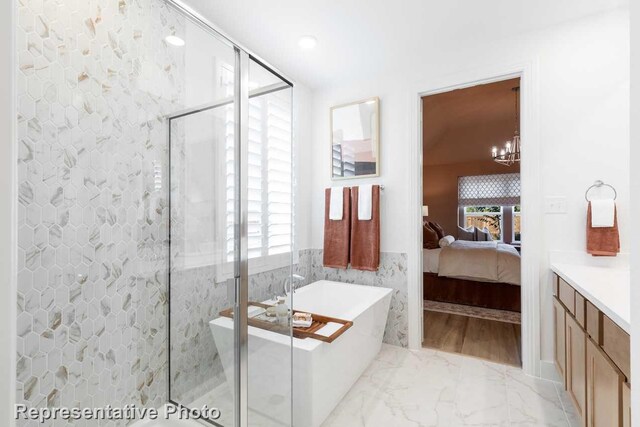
[423,310,522,366]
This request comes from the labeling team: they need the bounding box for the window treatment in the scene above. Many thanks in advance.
[225,84,293,261]
[458,173,521,207]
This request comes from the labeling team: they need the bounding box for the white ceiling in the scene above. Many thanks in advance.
[183,0,628,89]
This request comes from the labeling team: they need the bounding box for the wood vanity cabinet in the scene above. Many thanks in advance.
[623,381,631,427]
[553,297,566,383]
[566,314,586,425]
[553,273,630,427]
[586,337,623,427]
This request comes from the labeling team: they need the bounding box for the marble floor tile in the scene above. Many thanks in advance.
[323,344,577,427]
[505,367,568,426]
[553,382,582,427]
[142,344,578,427]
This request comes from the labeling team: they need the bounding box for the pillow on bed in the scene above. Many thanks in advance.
[428,221,445,240]
[439,235,455,247]
[457,225,475,241]
[475,227,493,241]
[423,223,440,249]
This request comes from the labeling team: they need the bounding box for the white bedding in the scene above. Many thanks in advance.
[423,248,441,274]
[423,240,521,286]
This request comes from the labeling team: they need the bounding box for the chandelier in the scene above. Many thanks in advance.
[492,86,521,166]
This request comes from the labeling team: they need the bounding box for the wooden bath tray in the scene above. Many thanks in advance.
[219,302,353,343]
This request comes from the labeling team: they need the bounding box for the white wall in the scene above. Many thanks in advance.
[630,0,639,423]
[306,8,630,363]
[0,0,15,424]
[310,78,410,254]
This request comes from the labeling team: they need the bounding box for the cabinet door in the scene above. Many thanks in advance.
[566,314,587,426]
[586,338,623,427]
[553,297,567,385]
[622,382,631,427]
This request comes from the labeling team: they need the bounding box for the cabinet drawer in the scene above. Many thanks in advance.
[602,314,631,380]
[552,275,559,297]
[586,301,601,343]
[575,293,586,328]
[558,278,575,315]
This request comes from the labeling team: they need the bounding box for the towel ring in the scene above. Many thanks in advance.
[584,180,617,202]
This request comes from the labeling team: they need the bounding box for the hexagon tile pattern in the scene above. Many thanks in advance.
[16,0,184,425]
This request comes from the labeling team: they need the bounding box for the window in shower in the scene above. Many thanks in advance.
[224,79,293,265]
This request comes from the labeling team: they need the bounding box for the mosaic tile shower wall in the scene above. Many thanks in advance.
[16,0,184,423]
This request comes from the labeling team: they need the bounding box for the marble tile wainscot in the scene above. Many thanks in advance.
[299,249,408,348]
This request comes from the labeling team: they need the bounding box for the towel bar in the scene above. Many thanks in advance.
[585,180,617,201]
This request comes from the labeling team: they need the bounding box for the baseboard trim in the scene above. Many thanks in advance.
[539,360,562,383]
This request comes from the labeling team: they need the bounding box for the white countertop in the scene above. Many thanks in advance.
[551,263,630,334]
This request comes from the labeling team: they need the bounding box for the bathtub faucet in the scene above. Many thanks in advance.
[283,274,305,295]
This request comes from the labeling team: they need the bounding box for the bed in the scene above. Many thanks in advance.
[423,240,521,312]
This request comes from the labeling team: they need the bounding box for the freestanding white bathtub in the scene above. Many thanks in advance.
[209,280,393,427]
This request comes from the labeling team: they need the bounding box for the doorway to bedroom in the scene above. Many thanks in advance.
[421,77,523,366]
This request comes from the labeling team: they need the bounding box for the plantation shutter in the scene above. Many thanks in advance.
[266,90,292,255]
[247,97,264,258]
[223,67,236,263]
[226,83,292,261]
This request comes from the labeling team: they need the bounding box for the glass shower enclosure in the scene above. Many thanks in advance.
[164,2,294,426]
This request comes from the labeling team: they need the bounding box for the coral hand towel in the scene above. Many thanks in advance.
[323,187,351,268]
[350,185,380,271]
[587,202,620,256]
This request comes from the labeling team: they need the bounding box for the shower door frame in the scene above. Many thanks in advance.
[164,1,294,426]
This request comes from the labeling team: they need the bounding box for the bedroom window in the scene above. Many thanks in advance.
[458,173,521,243]
[463,206,503,240]
[512,204,521,242]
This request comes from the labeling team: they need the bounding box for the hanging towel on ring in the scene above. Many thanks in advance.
[587,202,620,256]
[590,199,615,227]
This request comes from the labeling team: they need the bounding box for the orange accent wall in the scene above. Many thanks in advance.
[422,78,520,238]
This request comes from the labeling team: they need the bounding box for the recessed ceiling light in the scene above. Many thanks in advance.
[165,35,185,47]
[298,35,317,50]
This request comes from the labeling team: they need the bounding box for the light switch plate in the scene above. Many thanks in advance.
[545,196,567,214]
